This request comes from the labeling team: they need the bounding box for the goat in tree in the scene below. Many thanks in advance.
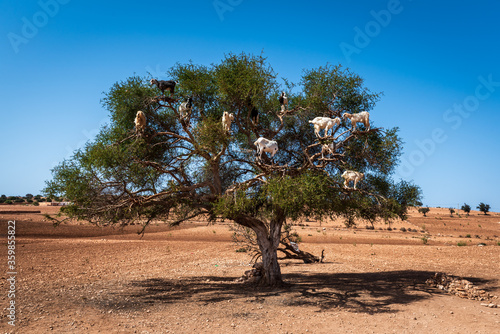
[342,170,364,189]
[178,97,193,121]
[222,111,235,133]
[343,111,370,131]
[134,110,146,134]
[309,117,341,138]
[279,91,288,112]
[254,137,278,161]
[150,79,177,96]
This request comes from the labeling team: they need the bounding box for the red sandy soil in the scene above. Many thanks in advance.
[1,205,499,333]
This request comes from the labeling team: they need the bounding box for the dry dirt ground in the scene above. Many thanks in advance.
[1,206,499,333]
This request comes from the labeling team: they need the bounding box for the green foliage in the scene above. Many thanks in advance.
[461,203,471,215]
[44,52,421,233]
[477,202,490,215]
[449,208,455,216]
[418,207,430,217]
[457,241,467,247]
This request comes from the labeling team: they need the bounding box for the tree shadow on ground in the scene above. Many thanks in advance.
[95,270,494,314]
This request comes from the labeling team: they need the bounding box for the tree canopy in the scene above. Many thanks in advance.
[44,53,421,286]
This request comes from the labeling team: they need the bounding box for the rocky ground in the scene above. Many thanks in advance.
[1,206,499,333]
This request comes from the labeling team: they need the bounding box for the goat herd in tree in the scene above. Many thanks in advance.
[139,78,370,191]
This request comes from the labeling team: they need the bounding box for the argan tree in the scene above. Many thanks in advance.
[44,53,421,286]
[418,207,430,217]
[461,203,471,216]
[477,202,490,215]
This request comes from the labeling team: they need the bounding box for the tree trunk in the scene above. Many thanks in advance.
[235,213,284,287]
[255,226,283,286]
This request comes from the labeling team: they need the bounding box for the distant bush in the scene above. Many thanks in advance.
[465,234,471,238]
[421,236,428,245]
[457,241,467,247]
[461,203,471,216]
[418,207,430,217]
[5,200,12,204]
[400,227,407,232]
[477,203,490,215]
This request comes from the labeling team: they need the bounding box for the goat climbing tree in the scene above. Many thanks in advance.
[45,53,421,287]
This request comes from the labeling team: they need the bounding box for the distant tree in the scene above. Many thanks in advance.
[449,208,455,217]
[476,203,490,215]
[5,200,12,204]
[1,195,6,199]
[25,193,34,199]
[418,207,430,217]
[461,203,471,216]
[44,53,421,286]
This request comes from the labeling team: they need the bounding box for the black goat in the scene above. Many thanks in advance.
[251,106,259,125]
[150,79,177,95]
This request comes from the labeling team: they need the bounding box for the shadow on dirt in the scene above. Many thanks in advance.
[98,270,493,314]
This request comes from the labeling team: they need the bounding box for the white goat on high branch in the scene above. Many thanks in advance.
[341,170,364,190]
[309,117,341,138]
[254,137,278,161]
[342,111,370,131]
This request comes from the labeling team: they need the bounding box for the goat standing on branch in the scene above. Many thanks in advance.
[254,137,278,161]
[134,110,146,134]
[342,170,364,189]
[222,111,235,133]
[178,97,193,121]
[150,79,177,96]
[343,111,370,131]
[309,117,340,138]
[279,91,288,112]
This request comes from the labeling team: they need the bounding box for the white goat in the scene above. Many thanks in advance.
[134,110,146,133]
[178,97,193,120]
[343,111,370,131]
[222,111,235,133]
[341,170,364,190]
[321,142,336,159]
[309,117,341,138]
[254,137,278,160]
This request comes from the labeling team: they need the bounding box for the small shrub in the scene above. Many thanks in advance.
[418,207,430,217]
[387,227,392,231]
[235,248,247,253]
[421,236,428,245]
[457,241,467,247]
[400,227,407,232]
[465,234,471,238]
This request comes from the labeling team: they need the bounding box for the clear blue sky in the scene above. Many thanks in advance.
[1,0,499,211]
